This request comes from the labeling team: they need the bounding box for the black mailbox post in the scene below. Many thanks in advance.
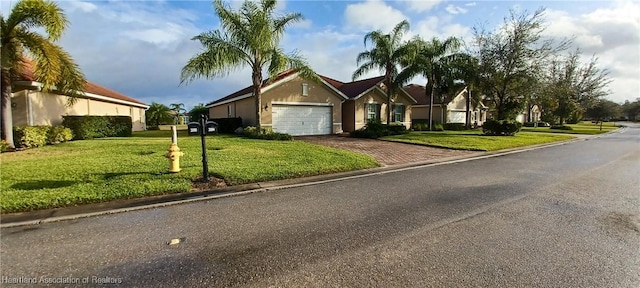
[188,122,200,136]
[199,115,210,182]
[205,121,218,135]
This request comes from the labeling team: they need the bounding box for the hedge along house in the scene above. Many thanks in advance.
[207,70,417,136]
[405,84,487,126]
[11,66,150,132]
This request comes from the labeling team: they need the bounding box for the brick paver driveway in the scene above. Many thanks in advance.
[297,135,482,166]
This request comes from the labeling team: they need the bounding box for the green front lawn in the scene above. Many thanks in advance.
[383,130,575,151]
[521,122,620,135]
[0,131,379,213]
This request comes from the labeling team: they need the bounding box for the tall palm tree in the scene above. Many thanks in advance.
[353,20,413,125]
[1,0,86,149]
[399,36,462,130]
[180,0,317,128]
[169,103,185,124]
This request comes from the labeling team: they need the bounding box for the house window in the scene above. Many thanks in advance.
[366,103,379,122]
[392,104,405,122]
[227,104,233,118]
[302,83,309,96]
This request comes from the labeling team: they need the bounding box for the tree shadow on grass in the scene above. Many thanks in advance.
[12,180,79,190]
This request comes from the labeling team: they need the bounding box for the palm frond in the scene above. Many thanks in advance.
[5,0,68,41]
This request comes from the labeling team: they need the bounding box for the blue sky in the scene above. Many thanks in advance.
[2,0,638,110]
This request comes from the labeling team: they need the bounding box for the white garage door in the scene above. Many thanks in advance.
[272,105,332,136]
[448,111,466,123]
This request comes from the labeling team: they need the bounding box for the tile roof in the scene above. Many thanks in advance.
[14,62,148,107]
[206,69,299,106]
[208,70,387,106]
[403,84,444,105]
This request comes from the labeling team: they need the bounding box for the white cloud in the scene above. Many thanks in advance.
[465,2,477,7]
[445,5,468,15]
[401,0,444,13]
[543,1,639,103]
[344,0,408,32]
[67,0,97,13]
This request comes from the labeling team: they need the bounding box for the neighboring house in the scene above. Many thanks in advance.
[11,66,149,131]
[516,105,542,123]
[405,84,487,126]
[206,70,417,136]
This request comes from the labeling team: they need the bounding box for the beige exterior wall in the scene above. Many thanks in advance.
[412,106,444,123]
[351,89,413,130]
[209,76,345,133]
[12,90,146,131]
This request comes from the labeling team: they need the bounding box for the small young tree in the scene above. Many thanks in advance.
[471,8,569,120]
[145,102,173,128]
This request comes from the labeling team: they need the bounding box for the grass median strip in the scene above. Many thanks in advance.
[0,131,379,213]
[383,130,575,151]
[521,122,620,135]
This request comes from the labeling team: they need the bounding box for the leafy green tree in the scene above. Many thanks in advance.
[622,98,640,121]
[189,103,209,122]
[472,8,569,120]
[398,36,464,130]
[181,0,317,128]
[353,20,414,125]
[585,99,621,129]
[145,102,173,128]
[1,0,86,149]
[544,50,611,124]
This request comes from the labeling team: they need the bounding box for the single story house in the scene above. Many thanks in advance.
[404,84,487,126]
[206,70,417,136]
[11,66,149,131]
[516,105,542,123]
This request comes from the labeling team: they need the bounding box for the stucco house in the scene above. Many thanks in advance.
[206,70,417,136]
[404,84,487,126]
[11,67,149,131]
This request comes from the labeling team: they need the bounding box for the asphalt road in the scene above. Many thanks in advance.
[2,125,639,287]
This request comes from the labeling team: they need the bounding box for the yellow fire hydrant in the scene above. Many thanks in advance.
[164,126,184,173]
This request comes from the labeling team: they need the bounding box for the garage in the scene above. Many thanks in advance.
[272,104,332,136]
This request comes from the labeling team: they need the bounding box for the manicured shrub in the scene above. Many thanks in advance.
[47,126,74,144]
[350,120,408,138]
[412,123,428,131]
[62,116,132,139]
[0,140,9,152]
[208,117,243,134]
[432,123,444,131]
[550,125,573,130]
[443,123,466,131]
[482,119,522,136]
[243,126,292,141]
[13,126,48,148]
[523,122,536,127]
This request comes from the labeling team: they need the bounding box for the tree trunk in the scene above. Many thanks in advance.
[252,69,263,129]
[428,78,435,130]
[385,70,392,125]
[1,68,15,149]
[465,88,471,129]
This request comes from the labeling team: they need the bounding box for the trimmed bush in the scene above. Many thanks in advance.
[523,122,536,127]
[413,123,428,131]
[13,126,48,148]
[243,126,292,141]
[432,123,444,131]
[482,119,522,136]
[351,120,408,139]
[62,116,132,140]
[208,117,242,134]
[443,123,466,131]
[47,126,74,144]
[550,125,573,130]
[1,140,9,152]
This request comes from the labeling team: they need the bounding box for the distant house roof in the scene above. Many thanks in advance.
[13,62,149,108]
[403,84,444,105]
[207,70,417,108]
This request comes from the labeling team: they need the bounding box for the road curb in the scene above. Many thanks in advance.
[0,130,613,228]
